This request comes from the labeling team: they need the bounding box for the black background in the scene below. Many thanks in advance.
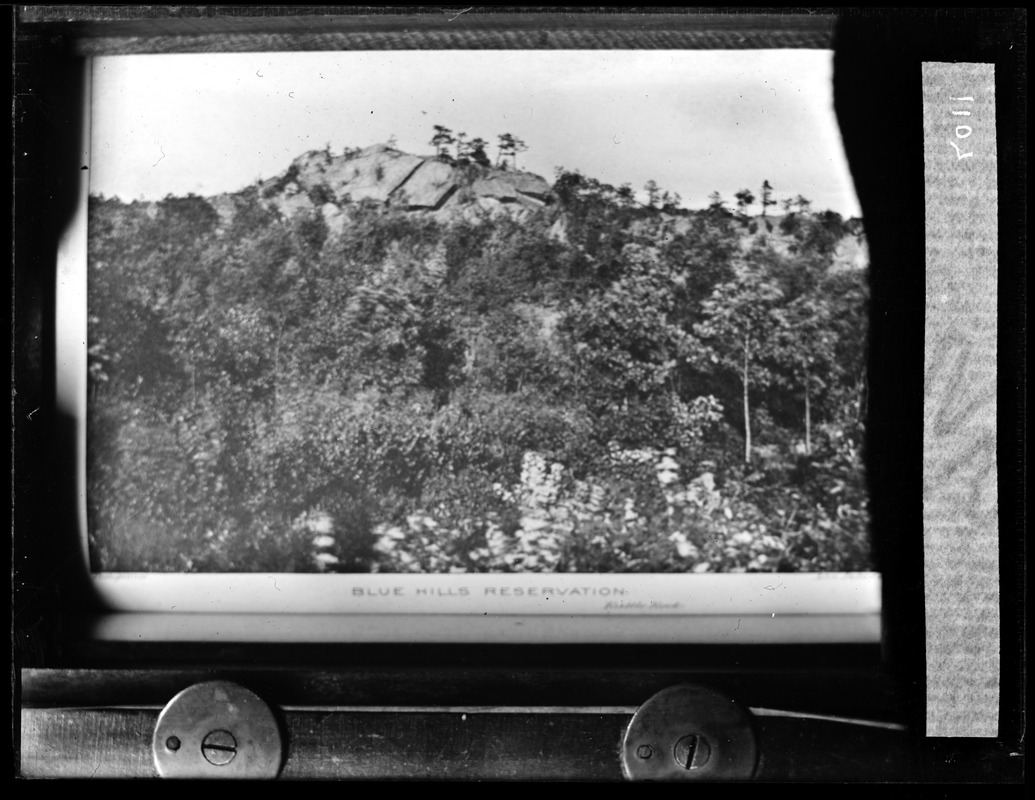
[11,7,1026,782]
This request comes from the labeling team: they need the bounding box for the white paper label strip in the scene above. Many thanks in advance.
[922,62,999,738]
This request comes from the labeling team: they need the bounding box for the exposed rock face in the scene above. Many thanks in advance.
[324,145,425,204]
[254,142,555,223]
[471,173,551,203]
[393,159,458,209]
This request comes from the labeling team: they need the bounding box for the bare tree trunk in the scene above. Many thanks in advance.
[804,364,811,455]
[856,368,868,423]
[743,338,751,463]
[272,324,282,411]
[465,333,477,376]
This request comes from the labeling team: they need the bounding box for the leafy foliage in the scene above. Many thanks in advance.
[87,164,872,574]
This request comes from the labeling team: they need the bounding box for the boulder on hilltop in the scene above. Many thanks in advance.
[294,143,425,205]
[257,142,554,222]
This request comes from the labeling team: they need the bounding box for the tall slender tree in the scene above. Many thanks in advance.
[496,133,528,168]
[760,180,777,217]
[454,131,468,161]
[771,294,837,454]
[467,137,491,166]
[430,125,455,159]
[694,270,785,462]
[644,179,661,209]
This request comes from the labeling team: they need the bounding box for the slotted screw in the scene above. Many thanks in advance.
[673,734,711,770]
[201,730,238,766]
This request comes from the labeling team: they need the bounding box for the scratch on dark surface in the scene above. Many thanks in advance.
[153,145,165,167]
[448,7,473,22]
[114,505,144,532]
[27,406,40,420]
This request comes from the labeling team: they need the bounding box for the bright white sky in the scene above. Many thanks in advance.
[90,49,862,217]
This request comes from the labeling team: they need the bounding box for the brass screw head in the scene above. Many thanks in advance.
[201,730,238,766]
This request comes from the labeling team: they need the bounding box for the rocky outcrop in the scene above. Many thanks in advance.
[253,142,556,223]
[323,145,424,204]
[223,143,868,272]
[470,173,551,204]
[391,159,458,209]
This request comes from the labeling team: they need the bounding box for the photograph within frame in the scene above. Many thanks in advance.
[69,47,879,637]
[17,7,1024,782]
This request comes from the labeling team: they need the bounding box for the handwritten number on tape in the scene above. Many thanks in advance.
[948,96,974,160]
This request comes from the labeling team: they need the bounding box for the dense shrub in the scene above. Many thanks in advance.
[87,177,872,574]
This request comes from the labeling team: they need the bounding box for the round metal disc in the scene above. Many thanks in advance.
[621,684,758,781]
[153,681,283,779]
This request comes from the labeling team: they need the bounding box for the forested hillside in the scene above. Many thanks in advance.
[87,143,872,574]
